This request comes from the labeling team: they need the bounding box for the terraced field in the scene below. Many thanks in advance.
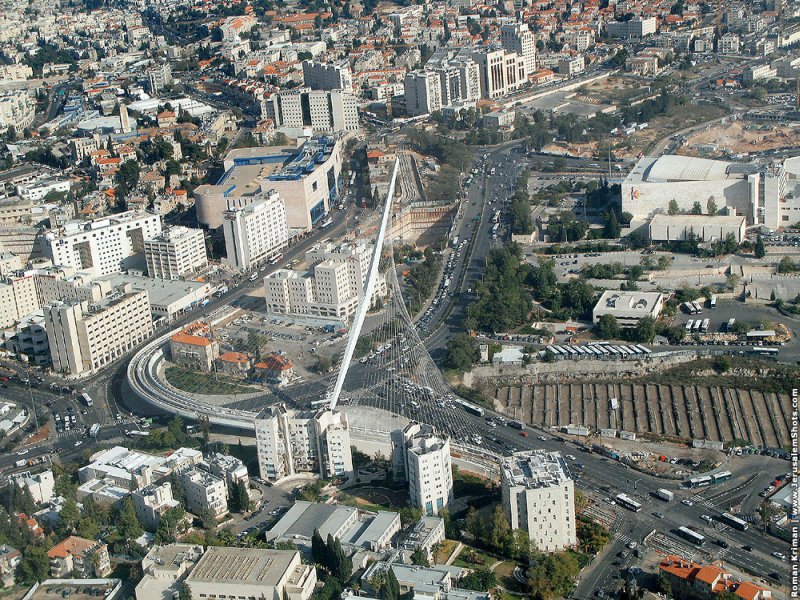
[493,383,792,448]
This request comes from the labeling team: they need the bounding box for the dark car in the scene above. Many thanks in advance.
[768,573,781,581]
[715,539,729,548]
[742,545,753,552]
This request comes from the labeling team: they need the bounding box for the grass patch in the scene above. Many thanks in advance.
[165,366,258,396]
[453,469,495,497]
[452,546,499,569]
[434,539,459,565]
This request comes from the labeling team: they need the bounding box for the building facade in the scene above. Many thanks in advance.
[143,226,208,280]
[254,405,354,483]
[44,286,154,376]
[302,60,353,94]
[501,451,577,552]
[262,88,359,137]
[391,423,453,516]
[179,467,229,519]
[46,211,162,277]
[222,190,288,271]
[132,482,181,531]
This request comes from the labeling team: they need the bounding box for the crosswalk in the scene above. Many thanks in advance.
[613,531,636,546]
[691,494,716,508]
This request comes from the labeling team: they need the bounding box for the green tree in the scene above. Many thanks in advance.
[487,505,510,552]
[689,201,702,215]
[58,497,80,534]
[444,334,480,371]
[459,568,497,591]
[465,506,484,540]
[410,547,429,567]
[16,547,49,584]
[754,235,766,259]
[179,582,192,600]
[706,197,718,215]
[667,199,680,215]
[116,496,144,537]
[604,210,620,238]
[634,316,656,343]
[311,529,325,564]
[155,506,185,544]
[595,314,621,340]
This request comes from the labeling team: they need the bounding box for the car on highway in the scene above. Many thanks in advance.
[653,512,665,519]
[701,515,713,523]
[768,572,781,581]
[771,552,786,561]
[627,542,637,549]
[681,499,693,506]
[537,435,547,441]
[566,454,576,460]
[16,449,28,456]
[742,545,753,552]
[714,539,729,548]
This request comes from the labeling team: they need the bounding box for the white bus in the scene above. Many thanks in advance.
[700,318,710,333]
[709,295,717,309]
[81,393,94,407]
[719,512,749,531]
[615,493,642,512]
[676,526,705,545]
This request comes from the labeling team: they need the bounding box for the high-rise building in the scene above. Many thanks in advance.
[302,61,353,94]
[471,48,528,100]
[262,88,359,137]
[144,226,208,280]
[44,285,154,376]
[431,57,482,107]
[263,241,386,321]
[222,190,288,272]
[46,211,162,277]
[501,451,577,552]
[404,71,442,116]
[501,23,536,71]
[606,17,657,38]
[391,423,453,516]
[254,404,354,482]
[179,467,229,519]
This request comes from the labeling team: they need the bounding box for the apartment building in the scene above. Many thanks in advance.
[254,405,354,482]
[46,211,162,277]
[404,71,443,116]
[302,60,353,94]
[44,285,154,376]
[561,29,595,51]
[718,33,741,54]
[143,226,208,280]
[659,555,772,600]
[471,48,527,100]
[263,241,386,322]
[204,452,250,489]
[500,23,536,71]
[501,451,577,552]
[606,17,657,38]
[262,88,359,138]
[79,446,168,490]
[184,547,317,600]
[179,467,229,519]
[0,93,34,132]
[47,536,111,578]
[0,273,38,328]
[391,423,453,516]
[223,190,288,272]
[558,56,585,77]
[13,470,55,504]
[132,482,181,531]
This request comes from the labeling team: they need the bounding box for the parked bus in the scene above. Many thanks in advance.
[686,475,713,488]
[712,471,732,484]
[719,512,749,531]
[676,526,705,545]
[700,318,710,333]
[727,318,736,331]
[509,420,525,430]
[615,494,642,512]
[685,320,694,332]
[692,320,702,333]
[80,393,94,407]
[709,295,717,309]
[692,301,703,314]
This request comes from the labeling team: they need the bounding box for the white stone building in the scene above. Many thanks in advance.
[500,23,536,71]
[144,226,208,280]
[132,481,181,531]
[254,405,354,483]
[391,423,453,516]
[46,211,162,277]
[302,60,353,94]
[606,17,656,38]
[592,290,664,328]
[179,467,229,519]
[44,285,154,376]
[262,88,359,138]
[222,190,288,271]
[501,451,577,552]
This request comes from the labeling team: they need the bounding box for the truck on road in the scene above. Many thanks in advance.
[654,489,674,501]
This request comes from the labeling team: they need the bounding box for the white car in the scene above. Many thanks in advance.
[74,441,82,447]
[16,449,29,456]
[772,552,786,561]
[681,499,694,507]
[701,515,713,523]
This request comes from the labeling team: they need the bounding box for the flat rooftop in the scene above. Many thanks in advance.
[501,450,571,489]
[594,290,663,314]
[104,274,207,307]
[266,501,355,541]
[186,547,297,586]
[650,214,746,227]
[626,154,738,184]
